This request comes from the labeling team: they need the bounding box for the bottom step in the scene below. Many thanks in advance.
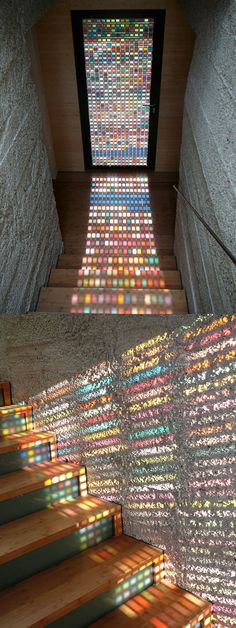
[91,581,212,628]
[0,536,164,628]
[37,288,187,314]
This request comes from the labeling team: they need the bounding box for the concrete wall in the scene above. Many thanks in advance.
[175,0,236,313]
[0,0,62,313]
[0,313,235,626]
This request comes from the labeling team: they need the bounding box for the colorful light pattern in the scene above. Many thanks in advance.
[0,404,33,436]
[84,177,156,262]
[30,315,236,626]
[96,581,212,627]
[70,176,174,314]
[83,18,154,166]
[114,566,153,605]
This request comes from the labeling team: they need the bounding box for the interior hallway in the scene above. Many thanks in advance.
[37,172,188,314]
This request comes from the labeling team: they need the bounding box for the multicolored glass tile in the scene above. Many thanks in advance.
[83,18,154,166]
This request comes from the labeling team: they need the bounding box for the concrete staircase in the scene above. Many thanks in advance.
[0,382,211,627]
[36,176,188,314]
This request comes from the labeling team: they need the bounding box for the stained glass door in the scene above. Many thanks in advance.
[71,11,165,169]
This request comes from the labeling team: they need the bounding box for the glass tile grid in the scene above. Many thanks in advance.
[83,17,154,166]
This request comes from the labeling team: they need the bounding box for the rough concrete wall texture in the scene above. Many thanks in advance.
[175,0,236,313]
[0,0,62,313]
[0,313,235,626]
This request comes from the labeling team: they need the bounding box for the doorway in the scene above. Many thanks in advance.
[71,11,165,169]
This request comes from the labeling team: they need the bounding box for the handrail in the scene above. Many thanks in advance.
[173,186,236,267]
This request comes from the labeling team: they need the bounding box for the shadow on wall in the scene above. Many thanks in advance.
[30,316,236,627]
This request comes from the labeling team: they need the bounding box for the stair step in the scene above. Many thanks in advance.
[58,253,177,270]
[61,235,174,256]
[0,431,56,455]
[91,581,212,628]
[0,535,164,628]
[49,269,181,289]
[54,267,177,278]
[37,287,187,314]
[0,462,87,525]
[0,404,33,436]
[0,383,11,407]
[0,431,56,474]
[0,495,121,565]
[0,496,121,590]
[0,460,86,501]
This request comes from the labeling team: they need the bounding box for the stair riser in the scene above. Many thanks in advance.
[80,257,170,267]
[0,443,52,475]
[0,517,114,591]
[71,306,181,314]
[79,247,173,256]
[54,268,175,278]
[49,564,156,628]
[58,256,177,270]
[49,275,180,290]
[0,476,80,525]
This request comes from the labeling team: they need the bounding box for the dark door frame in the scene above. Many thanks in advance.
[71,10,166,170]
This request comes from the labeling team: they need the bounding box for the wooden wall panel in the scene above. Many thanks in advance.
[35,0,195,172]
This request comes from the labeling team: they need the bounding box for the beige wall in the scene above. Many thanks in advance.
[35,0,194,172]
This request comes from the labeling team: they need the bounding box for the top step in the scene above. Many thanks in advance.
[0,404,33,436]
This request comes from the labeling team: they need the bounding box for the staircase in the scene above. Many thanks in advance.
[0,382,212,627]
[37,175,188,314]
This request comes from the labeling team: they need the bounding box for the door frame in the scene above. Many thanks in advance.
[71,10,166,170]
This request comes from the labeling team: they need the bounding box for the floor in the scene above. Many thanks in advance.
[37,171,188,314]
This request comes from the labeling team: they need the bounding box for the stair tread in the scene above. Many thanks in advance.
[0,431,56,454]
[58,253,177,270]
[37,287,187,314]
[91,581,211,627]
[0,461,84,502]
[0,495,121,564]
[49,269,181,289]
[0,535,163,627]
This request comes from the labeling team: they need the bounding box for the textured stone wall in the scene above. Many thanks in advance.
[0,313,235,625]
[0,0,62,313]
[175,0,236,312]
